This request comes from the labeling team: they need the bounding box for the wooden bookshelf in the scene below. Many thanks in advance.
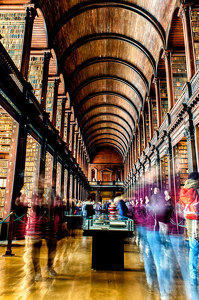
[44,151,53,204]
[152,97,158,132]
[191,10,199,70]
[56,162,61,196]
[160,79,168,120]
[174,139,189,200]
[23,135,41,205]
[160,154,169,191]
[0,11,26,70]
[64,169,68,201]
[145,110,150,142]
[28,55,44,103]
[46,81,54,121]
[63,113,68,143]
[0,106,17,218]
[171,55,187,103]
[56,98,62,134]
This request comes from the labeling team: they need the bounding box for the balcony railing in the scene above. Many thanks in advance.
[89,181,123,186]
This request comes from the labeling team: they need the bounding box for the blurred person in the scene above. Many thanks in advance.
[46,195,67,277]
[108,197,119,219]
[83,199,95,218]
[117,195,128,217]
[93,201,101,215]
[180,171,199,286]
[25,192,47,281]
[158,190,174,236]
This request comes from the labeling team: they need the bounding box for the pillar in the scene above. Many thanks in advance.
[155,149,161,189]
[146,96,153,139]
[11,123,28,208]
[184,119,197,173]
[74,131,78,159]
[52,78,60,126]
[142,110,147,148]
[40,51,52,110]
[61,162,65,199]
[60,97,66,139]
[66,168,71,211]
[179,3,197,81]
[52,151,57,198]
[163,51,174,110]
[66,111,71,149]
[20,6,36,80]
[38,136,47,195]
[154,77,162,128]
[166,136,174,195]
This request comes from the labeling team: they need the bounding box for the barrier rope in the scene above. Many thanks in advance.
[0,211,48,225]
[170,218,186,228]
[0,212,12,224]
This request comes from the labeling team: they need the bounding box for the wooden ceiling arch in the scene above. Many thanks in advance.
[71,75,143,107]
[83,120,131,141]
[90,143,124,159]
[81,112,133,138]
[59,33,156,73]
[85,126,129,146]
[76,91,140,122]
[49,0,166,46]
[68,57,149,92]
[88,139,126,157]
[86,131,128,151]
[20,0,177,157]
[78,103,136,129]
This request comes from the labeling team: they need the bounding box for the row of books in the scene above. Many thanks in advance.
[0,12,25,69]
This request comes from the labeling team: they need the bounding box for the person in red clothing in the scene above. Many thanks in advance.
[180,171,199,286]
[25,192,47,281]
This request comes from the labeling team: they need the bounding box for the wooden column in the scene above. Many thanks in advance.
[142,110,147,148]
[40,51,51,110]
[61,162,65,199]
[52,78,60,126]
[179,3,196,81]
[70,122,75,155]
[146,96,153,139]
[66,168,71,211]
[38,135,47,194]
[74,131,78,159]
[195,125,199,170]
[77,137,80,165]
[52,151,57,197]
[154,77,162,128]
[71,173,75,199]
[138,125,142,156]
[185,119,197,172]
[163,51,174,110]
[11,123,28,208]
[66,111,71,149]
[20,6,36,80]
[131,142,134,170]
[60,97,66,139]
[76,177,79,201]
[134,131,138,162]
[155,150,161,189]
[166,136,174,195]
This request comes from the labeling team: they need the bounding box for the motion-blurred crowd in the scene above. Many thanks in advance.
[10,171,199,297]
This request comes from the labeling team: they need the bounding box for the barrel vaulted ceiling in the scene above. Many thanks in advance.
[37,0,176,159]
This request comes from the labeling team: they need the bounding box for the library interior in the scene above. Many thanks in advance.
[0,0,199,299]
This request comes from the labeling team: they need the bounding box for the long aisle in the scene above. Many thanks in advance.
[0,232,194,300]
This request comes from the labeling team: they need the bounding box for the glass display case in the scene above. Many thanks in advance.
[83,214,133,232]
[83,214,134,271]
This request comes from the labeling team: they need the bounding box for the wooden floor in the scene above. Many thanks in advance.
[0,231,197,300]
